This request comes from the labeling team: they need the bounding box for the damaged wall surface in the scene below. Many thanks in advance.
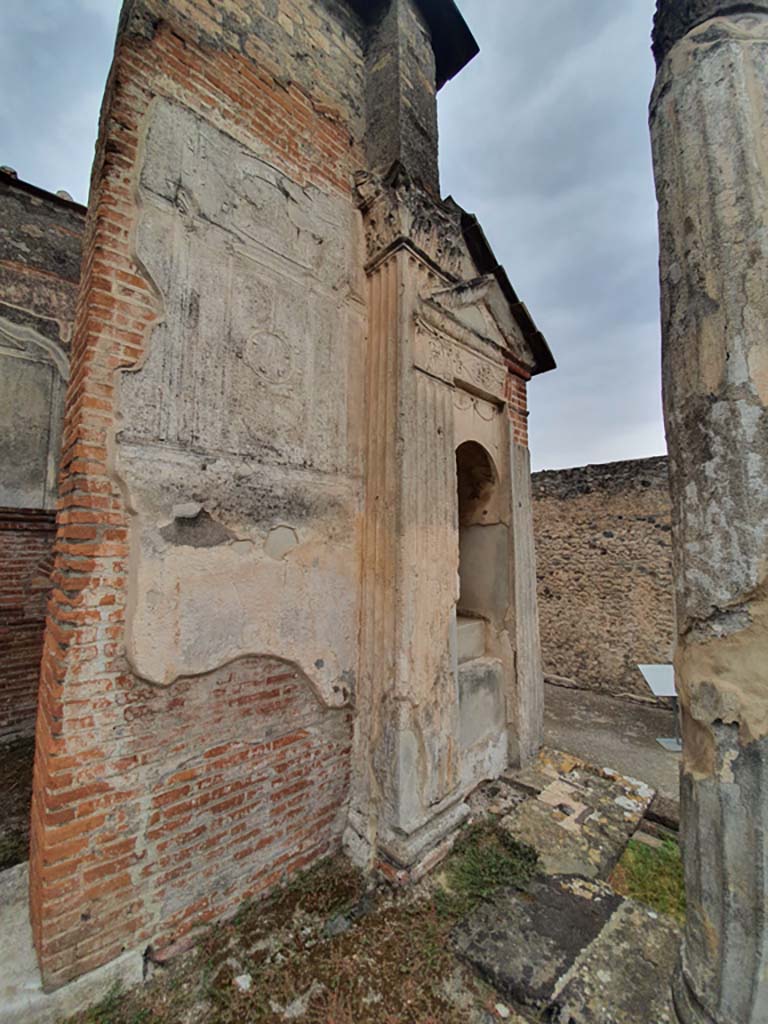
[0,172,84,742]
[27,0,554,990]
[0,170,82,511]
[532,457,674,701]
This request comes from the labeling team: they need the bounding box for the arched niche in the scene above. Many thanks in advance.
[455,440,508,638]
[0,318,68,509]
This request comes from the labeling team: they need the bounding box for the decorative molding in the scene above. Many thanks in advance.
[356,168,469,278]
[413,305,508,403]
[0,316,69,379]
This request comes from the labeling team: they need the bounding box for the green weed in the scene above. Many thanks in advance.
[611,837,686,923]
[435,822,539,918]
[78,981,125,1023]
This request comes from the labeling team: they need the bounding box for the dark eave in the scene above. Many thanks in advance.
[349,0,479,89]
[414,0,479,89]
[460,211,556,376]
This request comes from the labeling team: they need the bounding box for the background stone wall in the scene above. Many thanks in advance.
[532,456,674,701]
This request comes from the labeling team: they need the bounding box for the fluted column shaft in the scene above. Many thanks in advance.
[651,5,768,1022]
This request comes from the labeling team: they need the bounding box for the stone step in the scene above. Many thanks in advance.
[453,876,679,1024]
[457,616,485,663]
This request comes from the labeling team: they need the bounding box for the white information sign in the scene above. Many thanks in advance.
[638,664,676,698]
[638,664,680,752]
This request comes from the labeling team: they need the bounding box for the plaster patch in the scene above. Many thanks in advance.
[678,592,768,744]
[265,525,299,560]
[748,342,768,403]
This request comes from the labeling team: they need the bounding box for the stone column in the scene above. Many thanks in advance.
[650,5,768,1022]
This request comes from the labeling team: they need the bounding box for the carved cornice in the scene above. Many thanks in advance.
[356,166,469,280]
[357,164,555,378]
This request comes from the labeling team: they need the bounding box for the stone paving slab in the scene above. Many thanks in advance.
[454,881,680,1023]
[457,748,679,1023]
[453,875,622,1015]
[551,899,679,1024]
[499,748,655,879]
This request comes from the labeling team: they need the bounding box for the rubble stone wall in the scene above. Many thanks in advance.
[532,457,674,700]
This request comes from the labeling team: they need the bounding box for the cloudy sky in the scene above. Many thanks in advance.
[0,0,666,470]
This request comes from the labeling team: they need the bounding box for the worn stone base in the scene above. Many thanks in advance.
[0,863,144,1024]
[376,799,471,882]
[672,960,719,1024]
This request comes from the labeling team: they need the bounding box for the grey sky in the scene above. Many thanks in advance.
[0,0,666,470]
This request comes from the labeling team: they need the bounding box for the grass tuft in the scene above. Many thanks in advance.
[76,981,126,1023]
[610,837,686,923]
[435,822,539,918]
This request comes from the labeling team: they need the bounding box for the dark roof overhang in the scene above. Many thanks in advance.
[460,211,556,377]
[413,0,479,88]
[348,0,479,89]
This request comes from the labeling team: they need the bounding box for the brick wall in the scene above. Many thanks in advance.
[532,457,674,701]
[0,509,56,742]
[506,371,529,447]
[35,657,351,982]
[31,0,366,990]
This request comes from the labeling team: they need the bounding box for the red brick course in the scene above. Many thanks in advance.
[0,509,56,742]
[34,657,351,986]
[30,1,363,989]
[505,371,529,448]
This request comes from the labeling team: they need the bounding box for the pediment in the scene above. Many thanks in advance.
[427,276,531,368]
[357,170,555,376]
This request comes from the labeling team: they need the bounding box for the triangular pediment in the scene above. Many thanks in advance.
[427,276,531,367]
[356,170,555,376]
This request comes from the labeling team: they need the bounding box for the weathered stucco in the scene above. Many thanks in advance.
[651,5,768,1021]
[118,96,365,703]
[0,172,83,510]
